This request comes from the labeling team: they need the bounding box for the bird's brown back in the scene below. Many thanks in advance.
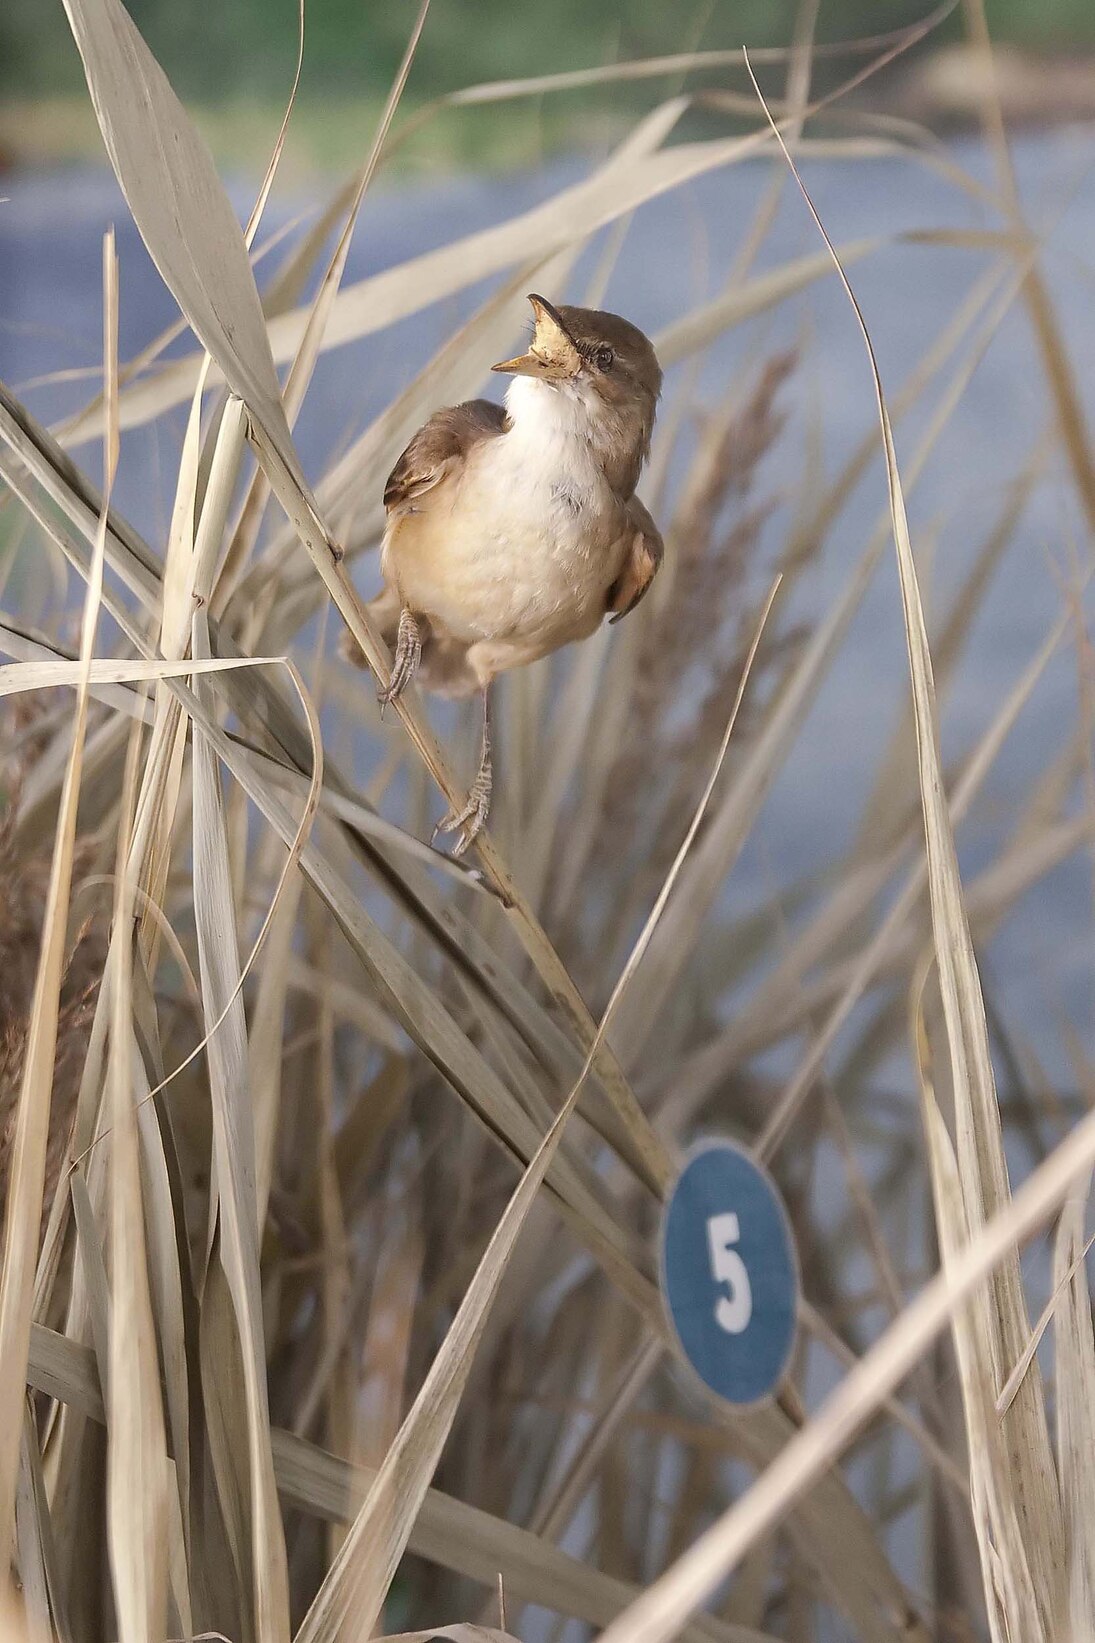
[384,398,507,514]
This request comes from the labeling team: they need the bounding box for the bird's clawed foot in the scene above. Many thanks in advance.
[432,686,493,856]
[432,765,492,856]
[377,607,422,709]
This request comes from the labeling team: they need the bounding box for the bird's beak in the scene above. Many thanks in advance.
[491,293,582,381]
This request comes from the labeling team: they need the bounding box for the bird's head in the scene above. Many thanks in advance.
[492,294,662,490]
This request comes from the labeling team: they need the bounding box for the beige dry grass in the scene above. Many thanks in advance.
[0,0,1093,1640]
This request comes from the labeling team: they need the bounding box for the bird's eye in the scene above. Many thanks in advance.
[595,346,614,370]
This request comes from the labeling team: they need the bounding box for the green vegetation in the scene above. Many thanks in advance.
[6,0,1095,103]
[3,0,1095,169]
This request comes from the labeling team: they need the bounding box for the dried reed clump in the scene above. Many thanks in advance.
[591,351,796,893]
[3,2,1095,1637]
[0,704,104,1226]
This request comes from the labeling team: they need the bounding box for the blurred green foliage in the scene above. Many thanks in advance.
[3,0,1093,170]
[5,0,1094,104]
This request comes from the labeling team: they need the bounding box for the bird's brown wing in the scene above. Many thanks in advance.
[607,494,664,623]
[383,399,508,513]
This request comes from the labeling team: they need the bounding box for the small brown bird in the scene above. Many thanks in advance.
[349,293,663,852]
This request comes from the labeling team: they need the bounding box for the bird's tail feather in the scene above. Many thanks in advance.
[338,591,479,699]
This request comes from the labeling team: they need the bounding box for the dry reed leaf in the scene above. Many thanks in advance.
[105,713,169,1643]
[532,1337,663,1541]
[170,655,656,1302]
[372,1630,515,1643]
[292,1072,612,1643]
[60,0,309,502]
[276,1430,776,1643]
[789,111,1067,1643]
[218,0,431,606]
[196,696,657,1300]
[8,479,325,1149]
[148,348,219,961]
[23,1320,772,1643]
[0,771,103,1239]
[0,385,162,614]
[0,229,117,1569]
[15,1409,58,1643]
[1051,1180,1095,1634]
[920,1077,1049,1638]
[282,0,431,425]
[248,875,303,1229]
[43,20,305,458]
[67,1158,110,1371]
[996,1226,1095,1421]
[189,422,291,1641]
[48,241,177,1639]
[243,0,305,249]
[130,1026,193,1581]
[293,584,780,1643]
[163,0,304,644]
[720,0,816,292]
[0,656,284,696]
[747,123,1071,1635]
[0,633,336,1068]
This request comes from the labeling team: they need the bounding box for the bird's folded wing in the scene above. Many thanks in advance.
[383,399,508,512]
[608,493,664,622]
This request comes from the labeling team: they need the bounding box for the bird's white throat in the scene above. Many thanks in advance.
[502,374,604,493]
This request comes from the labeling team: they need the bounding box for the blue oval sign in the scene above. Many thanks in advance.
[660,1140,798,1406]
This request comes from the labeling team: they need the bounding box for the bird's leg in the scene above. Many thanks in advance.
[377,606,422,709]
[433,684,493,856]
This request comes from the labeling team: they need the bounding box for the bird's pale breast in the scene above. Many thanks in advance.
[383,379,630,654]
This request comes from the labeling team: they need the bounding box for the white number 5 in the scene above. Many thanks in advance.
[707,1212,753,1334]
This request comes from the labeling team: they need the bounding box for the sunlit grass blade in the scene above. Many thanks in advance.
[105,714,169,1643]
[60,0,308,497]
[1052,1179,1095,1633]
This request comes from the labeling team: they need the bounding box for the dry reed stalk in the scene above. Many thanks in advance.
[0,0,1091,1638]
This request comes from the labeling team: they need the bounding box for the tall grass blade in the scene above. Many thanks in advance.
[60,0,309,497]
[0,230,117,1579]
[295,582,780,1643]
